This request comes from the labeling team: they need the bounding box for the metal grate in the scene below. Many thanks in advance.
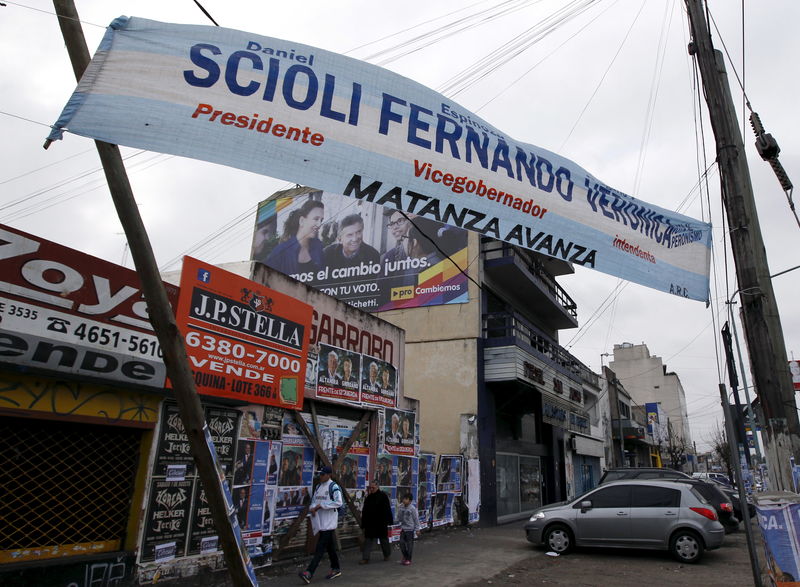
[0,415,142,552]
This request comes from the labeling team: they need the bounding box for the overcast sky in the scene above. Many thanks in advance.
[2,0,799,451]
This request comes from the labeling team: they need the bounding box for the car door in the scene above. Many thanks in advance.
[575,484,631,546]
[628,485,682,546]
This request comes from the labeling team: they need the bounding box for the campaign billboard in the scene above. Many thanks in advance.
[251,190,468,311]
[175,256,313,409]
[48,16,712,301]
[0,223,178,388]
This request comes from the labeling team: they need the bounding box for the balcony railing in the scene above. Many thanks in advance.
[483,309,597,387]
[482,241,577,320]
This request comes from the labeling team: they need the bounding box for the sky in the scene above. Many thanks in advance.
[2,0,799,452]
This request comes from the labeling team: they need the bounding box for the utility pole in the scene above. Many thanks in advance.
[51,2,256,584]
[685,0,799,490]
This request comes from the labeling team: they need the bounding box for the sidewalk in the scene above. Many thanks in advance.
[259,522,531,586]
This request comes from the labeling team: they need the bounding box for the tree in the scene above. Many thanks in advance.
[706,421,732,478]
[665,421,689,469]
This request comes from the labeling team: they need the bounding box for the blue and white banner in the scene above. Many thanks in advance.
[49,16,712,301]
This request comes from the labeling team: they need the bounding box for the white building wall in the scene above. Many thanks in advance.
[609,343,693,448]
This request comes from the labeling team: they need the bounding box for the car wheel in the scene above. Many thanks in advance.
[543,524,574,555]
[670,530,704,563]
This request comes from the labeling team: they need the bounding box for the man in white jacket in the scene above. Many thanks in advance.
[299,466,343,583]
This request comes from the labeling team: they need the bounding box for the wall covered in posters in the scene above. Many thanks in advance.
[251,190,469,312]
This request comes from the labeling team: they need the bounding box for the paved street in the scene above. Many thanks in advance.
[255,519,765,586]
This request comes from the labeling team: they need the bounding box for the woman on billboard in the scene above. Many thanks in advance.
[265,198,325,279]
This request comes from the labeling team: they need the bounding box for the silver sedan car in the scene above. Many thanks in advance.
[524,479,725,563]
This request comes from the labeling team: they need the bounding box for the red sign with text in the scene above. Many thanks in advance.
[175,257,312,409]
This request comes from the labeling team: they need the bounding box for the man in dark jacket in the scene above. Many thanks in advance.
[359,480,394,563]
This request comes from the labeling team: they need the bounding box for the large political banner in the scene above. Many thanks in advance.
[251,190,469,311]
[48,17,712,301]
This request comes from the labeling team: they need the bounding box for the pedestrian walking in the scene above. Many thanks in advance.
[359,480,394,564]
[299,466,343,583]
[397,492,420,566]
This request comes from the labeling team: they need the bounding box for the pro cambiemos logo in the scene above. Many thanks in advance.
[390,286,415,301]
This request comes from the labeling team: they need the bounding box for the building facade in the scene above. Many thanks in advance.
[250,187,608,525]
[608,342,693,467]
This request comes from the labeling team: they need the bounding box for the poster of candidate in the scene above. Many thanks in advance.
[361,356,396,408]
[316,343,361,404]
[432,493,454,528]
[339,454,368,491]
[376,454,393,487]
[383,408,416,455]
[275,486,312,519]
[251,191,469,313]
[436,455,464,495]
[418,453,436,525]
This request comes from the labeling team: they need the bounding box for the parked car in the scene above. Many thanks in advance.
[524,479,726,563]
[599,467,691,484]
[692,472,733,487]
[707,479,756,521]
[666,478,738,533]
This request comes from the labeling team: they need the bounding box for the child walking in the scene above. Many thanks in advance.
[397,492,421,566]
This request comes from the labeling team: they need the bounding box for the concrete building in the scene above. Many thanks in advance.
[603,366,657,468]
[250,187,608,524]
[608,342,693,464]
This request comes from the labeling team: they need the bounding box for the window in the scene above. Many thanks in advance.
[618,401,630,419]
[632,486,680,508]
[583,485,630,508]
[0,415,142,562]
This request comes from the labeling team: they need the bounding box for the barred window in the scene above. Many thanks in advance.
[0,415,142,562]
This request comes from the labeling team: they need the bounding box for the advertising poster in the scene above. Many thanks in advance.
[275,486,312,519]
[338,454,369,490]
[757,500,800,584]
[175,256,313,409]
[205,406,239,474]
[376,454,393,487]
[437,455,464,495]
[233,440,256,486]
[310,414,371,460]
[316,342,361,404]
[154,403,194,478]
[263,487,276,535]
[188,483,220,555]
[393,456,418,488]
[231,485,251,531]
[251,191,469,312]
[277,445,313,488]
[239,407,264,439]
[0,224,179,389]
[383,408,416,455]
[155,403,240,478]
[418,453,436,525]
[267,441,282,486]
[244,483,266,537]
[141,479,193,562]
[466,458,481,524]
[432,493,454,528]
[360,355,397,408]
[260,406,284,441]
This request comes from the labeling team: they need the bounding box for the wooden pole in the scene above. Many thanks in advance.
[50,2,255,584]
[685,0,800,491]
